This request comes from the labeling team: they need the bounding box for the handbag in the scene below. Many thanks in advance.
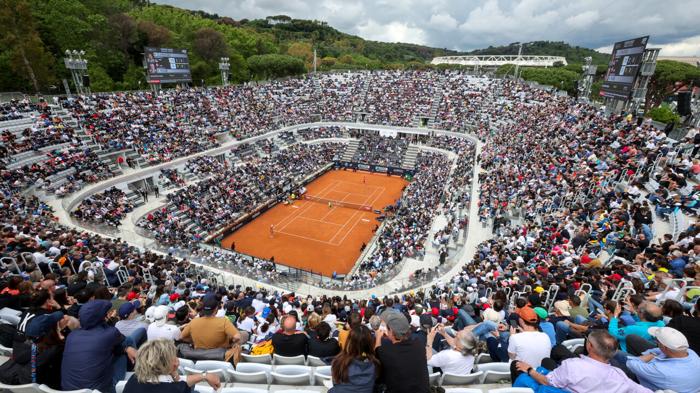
[177,343,226,361]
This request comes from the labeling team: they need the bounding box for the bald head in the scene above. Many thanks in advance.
[639,302,662,322]
[282,315,296,333]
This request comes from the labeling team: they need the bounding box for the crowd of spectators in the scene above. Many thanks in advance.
[351,133,409,167]
[361,70,440,126]
[71,186,134,227]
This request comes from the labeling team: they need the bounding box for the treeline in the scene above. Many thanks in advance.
[0,0,462,93]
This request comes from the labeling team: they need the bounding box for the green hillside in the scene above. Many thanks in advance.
[467,41,610,65]
[0,0,465,93]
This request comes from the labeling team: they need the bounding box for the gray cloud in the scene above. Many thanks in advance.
[153,0,700,55]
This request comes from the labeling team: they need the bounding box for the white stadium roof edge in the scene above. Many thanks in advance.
[431,55,568,67]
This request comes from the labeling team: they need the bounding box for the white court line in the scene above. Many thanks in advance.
[318,191,351,221]
[327,185,379,245]
[275,229,338,245]
[330,185,381,246]
[275,180,338,231]
[295,216,344,226]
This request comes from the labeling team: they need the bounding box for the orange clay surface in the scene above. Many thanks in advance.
[221,170,408,276]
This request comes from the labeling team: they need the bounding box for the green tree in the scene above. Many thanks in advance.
[645,60,700,109]
[647,103,680,125]
[193,27,229,61]
[0,0,55,92]
[247,54,305,80]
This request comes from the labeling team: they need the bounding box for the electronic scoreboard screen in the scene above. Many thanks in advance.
[600,36,649,99]
[145,47,192,84]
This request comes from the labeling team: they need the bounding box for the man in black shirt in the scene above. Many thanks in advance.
[375,310,429,393]
[271,315,308,357]
[308,321,340,359]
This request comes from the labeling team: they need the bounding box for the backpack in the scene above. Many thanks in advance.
[250,339,274,355]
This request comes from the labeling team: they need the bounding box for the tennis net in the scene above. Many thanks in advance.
[303,195,372,211]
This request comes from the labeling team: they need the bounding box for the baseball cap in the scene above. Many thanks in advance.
[518,307,539,323]
[126,291,139,301]
[533,307,549,320]
[118,300,141,319]
[382,310,410,337]
[534,286,544,294]
[169,293,180,302]
[25,312,64,340]
[201,294,219,315]
[648,327,689,351]
[483,308,502,323]
[153,305,170,326]
[553,300,571,317]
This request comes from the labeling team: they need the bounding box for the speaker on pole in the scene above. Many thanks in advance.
[678,91,691,116]
[82,75,91,88]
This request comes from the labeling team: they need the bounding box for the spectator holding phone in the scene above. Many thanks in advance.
[507,307,551,381]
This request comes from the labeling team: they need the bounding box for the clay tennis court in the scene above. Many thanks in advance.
[221,170,408,276]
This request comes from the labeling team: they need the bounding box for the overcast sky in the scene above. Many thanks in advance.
[154,0,700,56]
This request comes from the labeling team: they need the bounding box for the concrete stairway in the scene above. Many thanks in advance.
[341,140,360,161]
[401,145,419,169]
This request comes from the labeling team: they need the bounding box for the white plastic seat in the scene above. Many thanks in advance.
[429,372,441,385]
[220,388,268,393]
[440,371,484,385]
[193,387,214,393]
[0,383,42,393]
[226,363,271,384]
[273,353,306,365]
[306,355,328,366]
[38,385,93,393]
[475,353,493,364]
[270,365,313,385]
[562,338,584,351]
[313,365,332,385]
[177,358,195,374]
[475,362,511,383]
[116,380,127,393]
[241,353,272,364]
[184,366,227,382]
[487,388,534,393]
[274,390,321,393]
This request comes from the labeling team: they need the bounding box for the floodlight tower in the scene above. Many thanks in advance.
[513,43,523,79]
[578,57,597,102]
[64,50,89,95]
[219,57,231,87]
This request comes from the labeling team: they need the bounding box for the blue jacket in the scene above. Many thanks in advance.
[61,300,125,392]
[329,359,377,393]
[608,317,664,352]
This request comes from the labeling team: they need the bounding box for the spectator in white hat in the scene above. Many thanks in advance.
[147,305,180,341]
[625,327,700,393]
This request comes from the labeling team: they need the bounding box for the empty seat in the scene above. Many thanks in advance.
[475,353,493,364]
[273,353,306,365]
[313,365,332,385]
[177,358,195,374]
[270,365,313,385]
[241,353,272,364]
[226,363,271,384]
[440,371,484,385]
[479,368,511,383]
[306,355,328,367]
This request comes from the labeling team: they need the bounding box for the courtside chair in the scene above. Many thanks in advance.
[440,371,484,386]
[306,355,328,366]
[241,353,272,364]
[0,383,42,393]
[226,363,271,384]
[38,386,93,393]
[270,365,313,385]
[273,353,306,365]
[313,365,332,385]
[475,362,511,384]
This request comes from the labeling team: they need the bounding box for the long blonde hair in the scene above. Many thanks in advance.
[134,339,177,383]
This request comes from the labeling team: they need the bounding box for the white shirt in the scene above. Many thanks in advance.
[507,331,551,368]
[147,322,181,341]
[427,349,474,375]
[237,317,256,332]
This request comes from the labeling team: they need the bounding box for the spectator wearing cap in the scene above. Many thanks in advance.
[411,313,434,347]
[507,306,551,381]
[62,299,138,392]
[181,294,245,362]
[553,299,587,344]
[426,324,477,375]
[533,306,556,347]
[515,330,652,393]
[375,310,429,393]
[272,314,309,357]
[625,327,700,393]
[115,300,147,348]
[147,305,180,341]
[0,311,69,389]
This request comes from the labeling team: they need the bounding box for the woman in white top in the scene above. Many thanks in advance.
[426,325,477,375]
